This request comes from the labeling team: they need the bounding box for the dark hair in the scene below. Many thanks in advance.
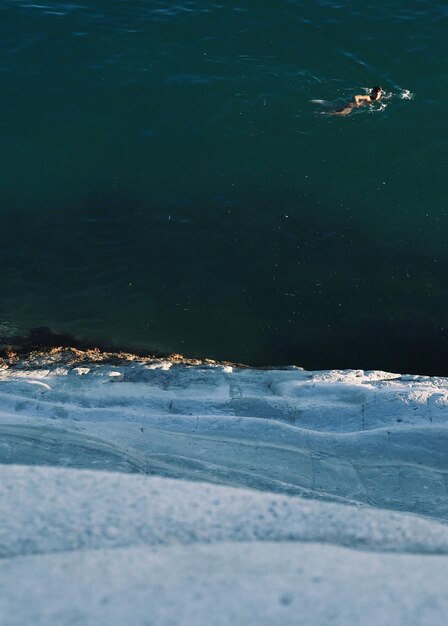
[370,86,383,100]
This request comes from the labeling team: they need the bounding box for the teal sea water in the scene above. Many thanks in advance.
[0,0,446,372]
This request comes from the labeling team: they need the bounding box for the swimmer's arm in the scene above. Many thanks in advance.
[354,94,371,106]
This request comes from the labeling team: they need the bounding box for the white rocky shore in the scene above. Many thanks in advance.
[1,351,448,625]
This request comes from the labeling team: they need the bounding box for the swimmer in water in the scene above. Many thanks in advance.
[325,86,383,116]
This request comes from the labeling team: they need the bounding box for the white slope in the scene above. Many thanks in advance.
[1,358,448,625]
[1,466,448,626]
[2,542,448,626]
[1,361,448,518]
[2,465,448,559]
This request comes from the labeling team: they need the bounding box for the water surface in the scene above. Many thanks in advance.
[1,0,447,371]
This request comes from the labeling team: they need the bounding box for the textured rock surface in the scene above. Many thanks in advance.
[3,541,448,626]
[1,359,448,624]
[1,361,448,518]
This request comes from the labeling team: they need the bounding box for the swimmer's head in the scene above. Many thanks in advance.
[370,86,383,101]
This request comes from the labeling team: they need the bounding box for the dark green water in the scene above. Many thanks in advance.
[1,0,447,372]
